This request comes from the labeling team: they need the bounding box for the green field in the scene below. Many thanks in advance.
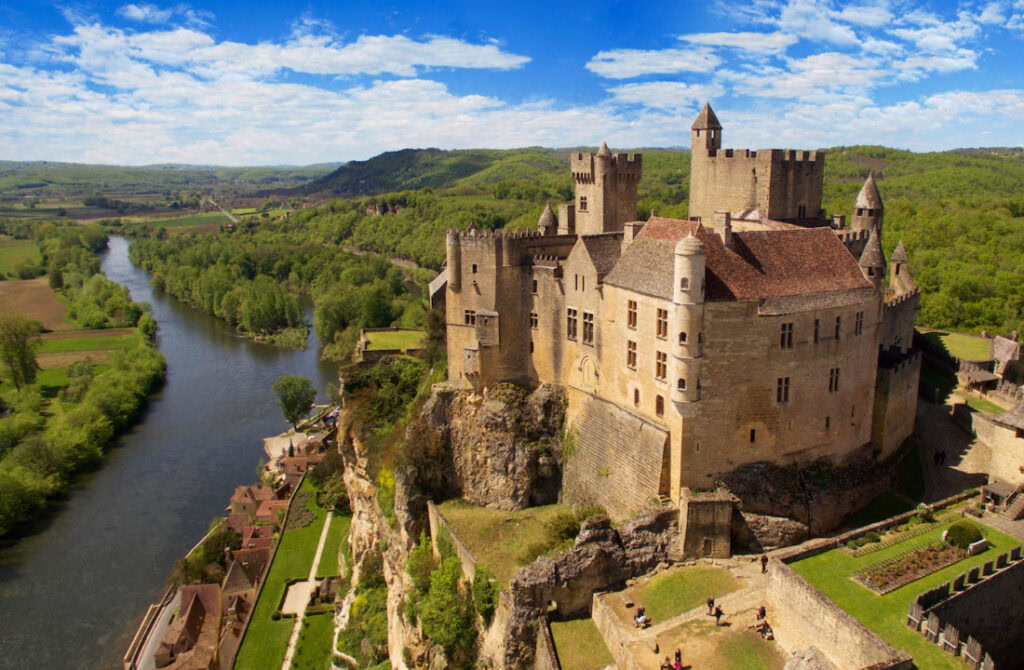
[956,392,1007,415]
[235,480,329,670]
[289,612,335,670]
[36,333,133,353]
[438,500,571,586]
[0,241,41,274]
[365,329,425,351]
[791,519,1018,670]
[145,211,232,229]
[921,330,992,362]
[316,512,351,579]
[631,567,741,623]
[549,617,614,670]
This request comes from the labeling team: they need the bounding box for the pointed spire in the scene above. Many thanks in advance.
[537,202,556,230]
[596,141,612,157]
[859,225,885,269]
[855,171,883,210]
[890,240,909,264]
[691,102,722,130]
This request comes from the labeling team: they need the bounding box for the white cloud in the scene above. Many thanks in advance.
[679,31,797,54]
[839,2,894,27]
[723,52,882,101]
[585,48,721,79]
[776,0,860,45]
[890,12,979,53]
[978,2,1008,24]
[116,4,173,24]
[606,81,726,109]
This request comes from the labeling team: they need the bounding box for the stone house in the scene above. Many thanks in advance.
[436,102,922,523]
[154,584,221,669]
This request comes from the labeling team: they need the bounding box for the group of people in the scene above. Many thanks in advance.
[705,596,724,625]
[749,605,774,640]
[933,449,948,465]
[659,648,686,670]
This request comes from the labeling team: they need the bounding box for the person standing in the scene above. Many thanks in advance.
[760,554,768,573]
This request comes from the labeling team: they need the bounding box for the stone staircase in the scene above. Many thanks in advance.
[1002,492,1024,521]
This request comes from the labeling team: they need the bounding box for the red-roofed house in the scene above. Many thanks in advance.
[154,584,222,669]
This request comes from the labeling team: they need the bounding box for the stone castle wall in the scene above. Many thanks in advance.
[880,290,920,351]
[768,560,913,670]
[871,349,921,459]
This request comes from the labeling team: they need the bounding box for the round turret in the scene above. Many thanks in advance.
[537,203,556,235]
[675,235,705,257]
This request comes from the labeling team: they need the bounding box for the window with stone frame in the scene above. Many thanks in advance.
[780,322,794,349]
[655,351,667,380]
[829,367,840,393]
[530,312,538,330]
[777,377,790,403]
[627,300,637,329]
[634,388,640,406]
[579,196,588,211]
[567,308,578,340]
[464,310,476,326]
[656,395,665,417]
[582,312,594,345]
[626,340,637,369]
[656,308,668,339]
[855,311,864,336]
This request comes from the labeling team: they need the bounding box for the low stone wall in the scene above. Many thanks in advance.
[534,616,561,670]
[426,500,477,582]
[591,594,640,670]
[679,488,733,558]
[767,561,912,670]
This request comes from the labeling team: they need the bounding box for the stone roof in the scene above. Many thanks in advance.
[855,172,883,209]
[994,402,1024,431]
[691,102,722,130]
[991,335,1021,362]
[579,233,623,279]
[859,226,885,268]
[604,216,872,302]
[537,203,556,229]
[890,240,909,263]
[597,141,612,157]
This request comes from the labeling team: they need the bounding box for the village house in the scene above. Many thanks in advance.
[154,584,222,669]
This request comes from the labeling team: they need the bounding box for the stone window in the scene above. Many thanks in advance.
[780,322,794,349]
[655,351,667,380]
[825,416,831,431]
[626,340,637,369]
[857,208,864,216]
[575,274,578,291]
[627,300,637,329]
[656,309,668,339]
[464,310,476,326]
[679,331,687,345]
[750,428,756,443]
[656,395,665,417]
[582,276,586,291]
[829,367,840,393]
[798,204,807,218]
[634,388,640,406]
[582,312,594,345]
[680,277,689,290]
[532,279,538,294]
[813,318,820,343]
[566,308,578,340]
[777,377,790,403]
[855,311,864,336]
[530,312,538,330]
[472,263,478,274]
[530,340,534,353]
[579,196,588,211]
[835,316,842,340]
[895,265,901,276]
[677,378,686,392]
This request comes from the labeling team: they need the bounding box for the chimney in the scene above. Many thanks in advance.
[714,211,733,249]
[623,222,644,244]
[832,214,846,228]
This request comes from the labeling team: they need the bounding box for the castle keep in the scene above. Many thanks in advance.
[437,103,922,527]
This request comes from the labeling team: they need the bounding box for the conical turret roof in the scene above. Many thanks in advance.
[596,141,612,157]
[691,102,722,130]
[890,240,909,264]
[855,172,883,209]
[859,225,885,268]
[537,203,556,230]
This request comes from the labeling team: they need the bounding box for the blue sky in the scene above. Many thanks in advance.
[1,0,1023,164]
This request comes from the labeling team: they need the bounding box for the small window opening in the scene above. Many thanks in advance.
[634,389,640,406]
[472,263,477,274]
[678,378,686,391]
[679,332,687,344]
[750,428,756,443]
[532,279,538,294]
[656,395,665,417]
[680,277,689,290]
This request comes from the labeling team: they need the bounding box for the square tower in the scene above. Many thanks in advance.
[570,142,641,235]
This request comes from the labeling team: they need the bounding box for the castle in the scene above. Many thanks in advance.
[435,103,922,523]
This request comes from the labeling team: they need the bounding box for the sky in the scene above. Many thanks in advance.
[1,0,1023,165]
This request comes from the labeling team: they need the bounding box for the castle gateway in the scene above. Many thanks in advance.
[438,103,921,521]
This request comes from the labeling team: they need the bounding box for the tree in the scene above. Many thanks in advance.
[0,314,42,391]
[272,375,315,428]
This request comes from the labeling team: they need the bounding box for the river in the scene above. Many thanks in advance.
[0,236,338,669]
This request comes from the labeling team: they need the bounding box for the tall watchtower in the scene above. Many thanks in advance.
[691,102,722,153]
[570,142,642,235]
[851,172,884,236]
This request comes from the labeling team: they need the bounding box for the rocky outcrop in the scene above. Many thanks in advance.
[783,647,839,670]
[502,507,681,669]
[403,383,565,514]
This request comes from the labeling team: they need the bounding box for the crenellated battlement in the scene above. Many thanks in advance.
[701,148,821,163]
[570,151,642,184]
[885,289,921,308]
[835,229,869,243]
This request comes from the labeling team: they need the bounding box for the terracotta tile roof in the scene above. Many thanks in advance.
[580,233,624,279]
[605,216,872,301]
[993,403,1024,431]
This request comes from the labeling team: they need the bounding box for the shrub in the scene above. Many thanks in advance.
[946,520,983,549]
[473,565,500,625]
[864,531,881,544]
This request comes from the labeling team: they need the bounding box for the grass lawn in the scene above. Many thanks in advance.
[316,512,351,579]
[289,612,335,670]
[631,567,741,622]
[235,480,328,670]
[921,330,991,362]
[714,627,786,670]
[36,333,133,353]
[438,500,571,586]
[365,329,425,351]
[0,240,41,274]
[791,519,1019,670]
[955,392,1007,415]
[145,211,231,228]
[549,617,614,670]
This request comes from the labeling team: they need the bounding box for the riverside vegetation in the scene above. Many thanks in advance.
[0,222,165,537]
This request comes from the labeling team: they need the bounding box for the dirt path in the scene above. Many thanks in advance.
[39,328,132,340]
